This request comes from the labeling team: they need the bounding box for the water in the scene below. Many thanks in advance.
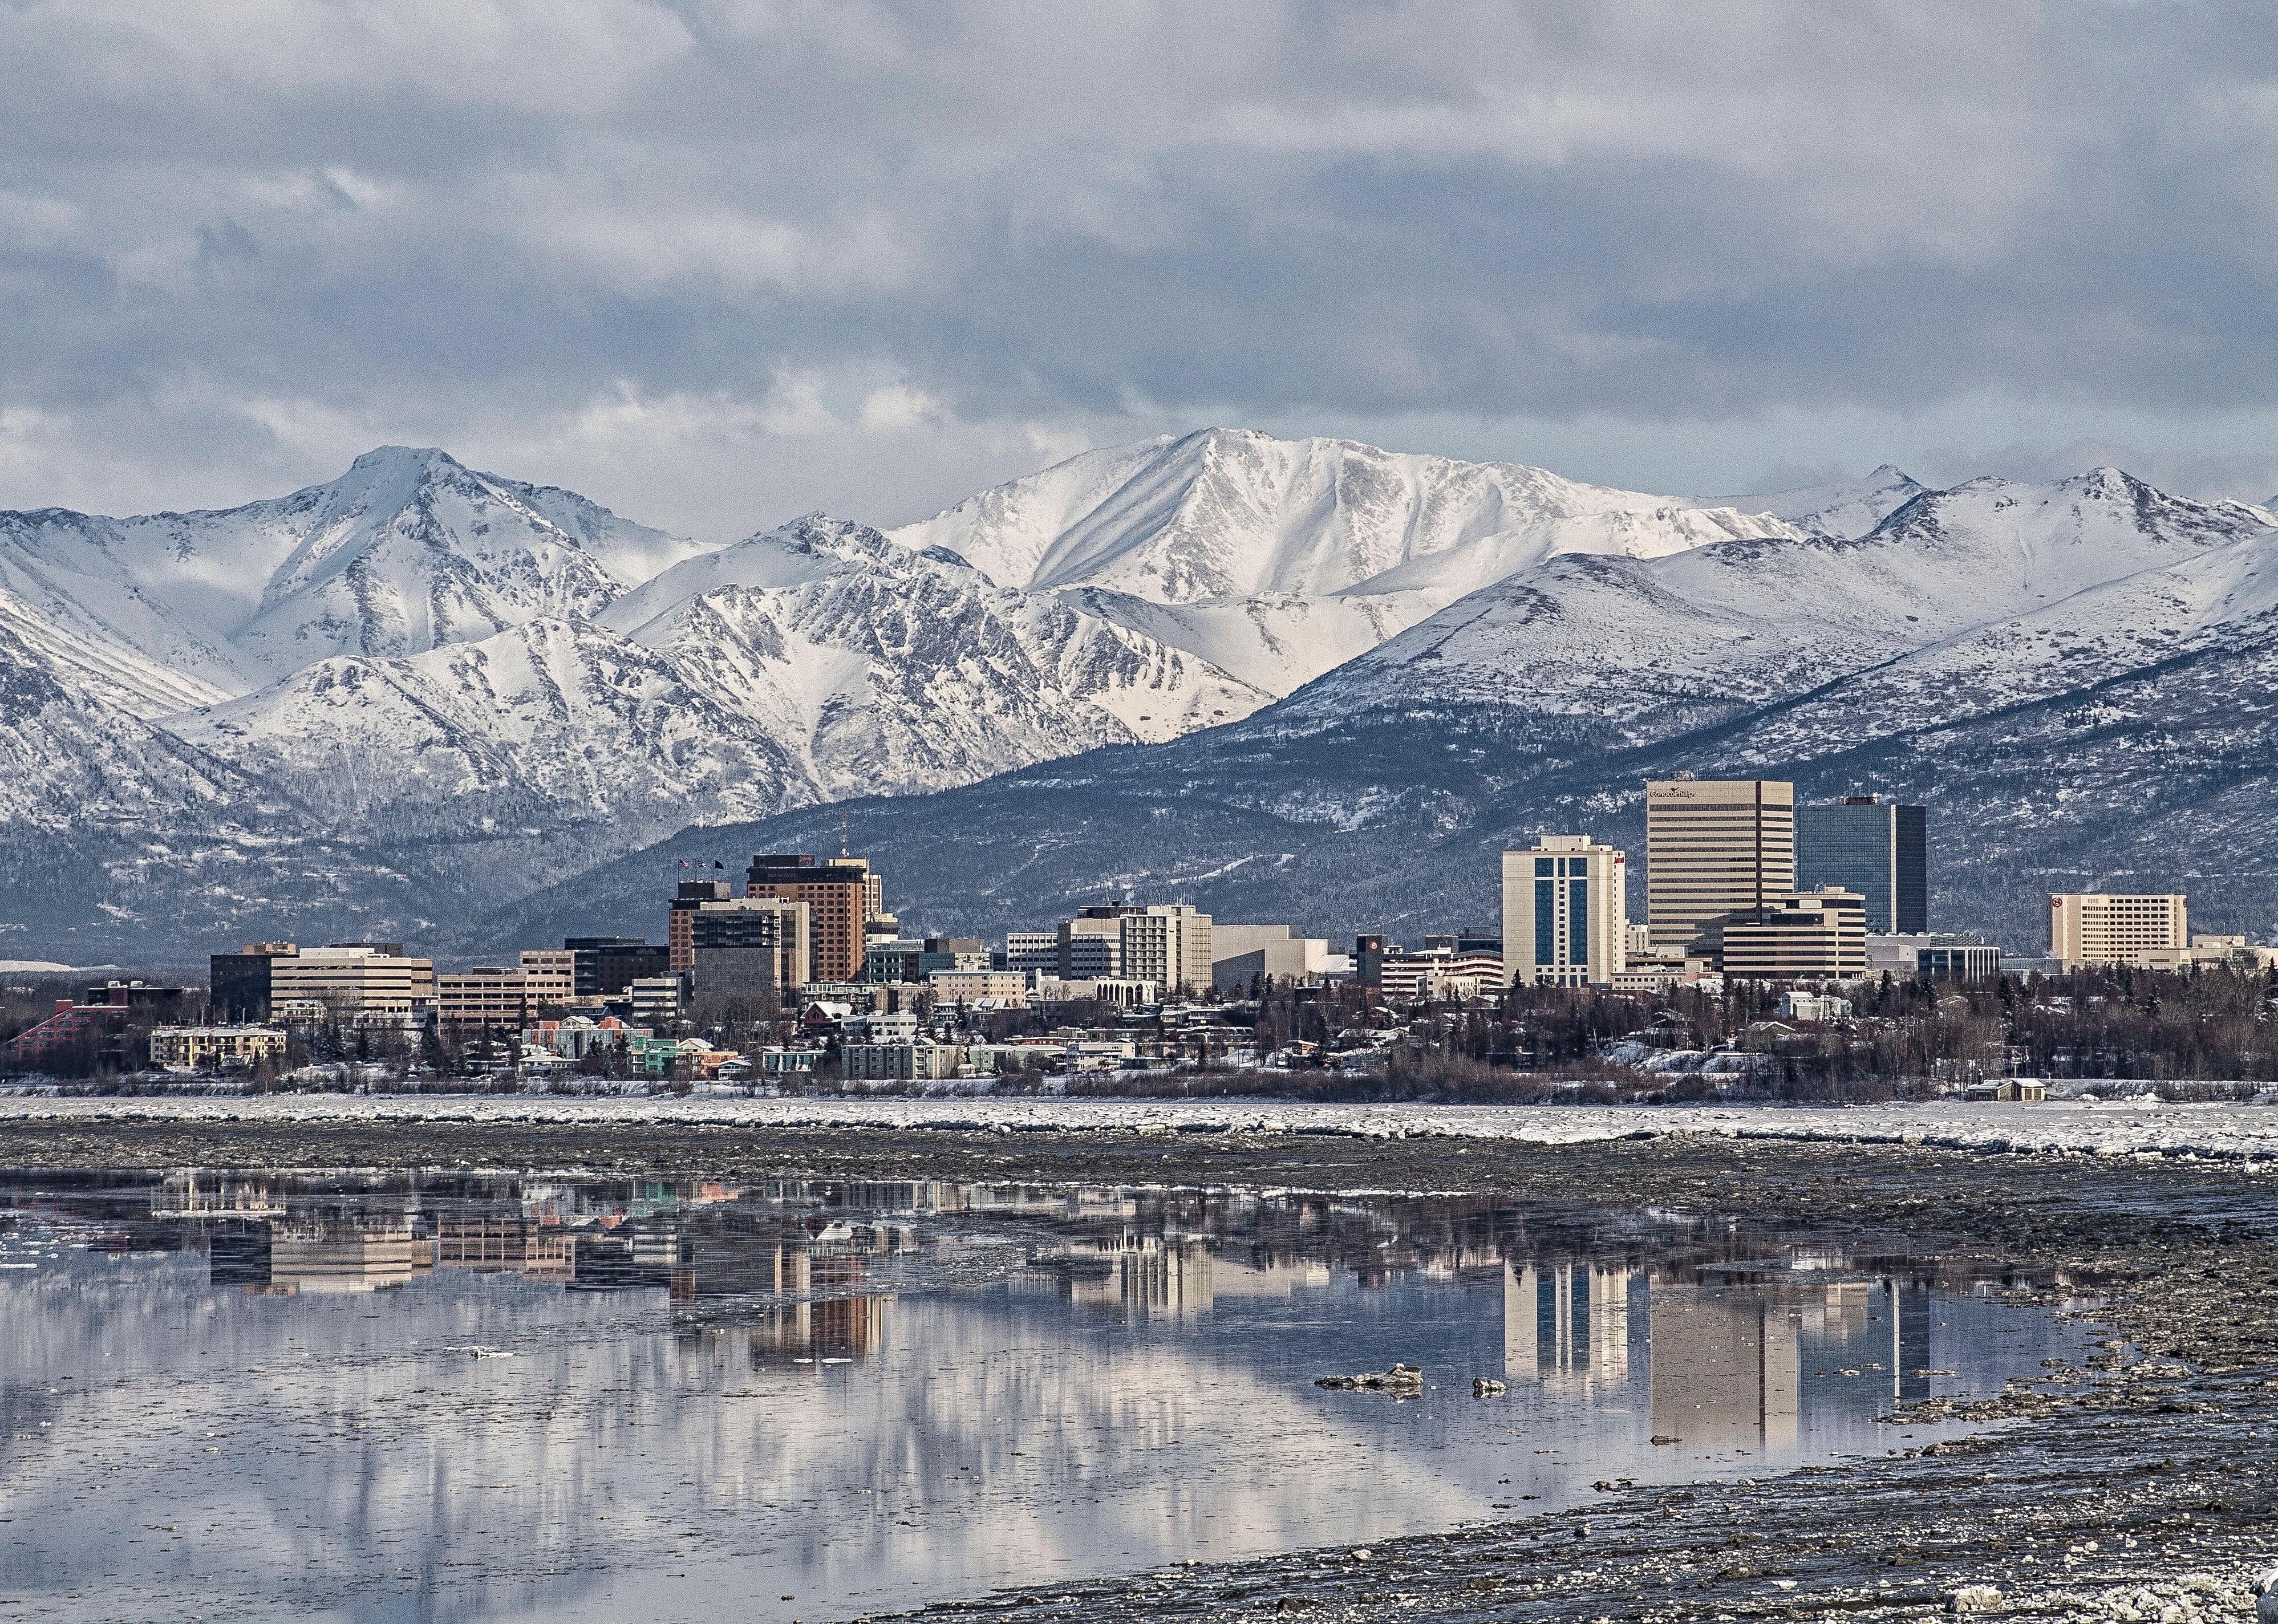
[0,1170,2092,1622]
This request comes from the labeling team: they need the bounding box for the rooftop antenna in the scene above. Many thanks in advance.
[840,808,850,860]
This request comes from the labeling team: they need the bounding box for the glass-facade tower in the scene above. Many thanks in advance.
[1794,798,1926,935]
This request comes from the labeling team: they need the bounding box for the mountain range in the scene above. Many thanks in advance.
[3,429,2273,964]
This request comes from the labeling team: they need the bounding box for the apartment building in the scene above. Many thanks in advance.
[2049,892,2189,969]
[1719,888,1867,979]
[1501,834,1628,988]
[149,1026,288,1070]
[1645,778,1796,957]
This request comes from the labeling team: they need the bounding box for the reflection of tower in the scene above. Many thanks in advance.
[1648,1285,1799,1451]
[1891,1280,1932,1403]
[1505,1262,1632,1388]
[1590,1266,1635,1383]
[1504,1264,1537,1377]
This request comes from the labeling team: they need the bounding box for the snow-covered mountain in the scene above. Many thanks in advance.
[0,448,715,696]
[887,428,1807,695]
[1682,465,1927,539]
[11,431,2274,963]
[496,466,2278,960]
[169,515,1266,852]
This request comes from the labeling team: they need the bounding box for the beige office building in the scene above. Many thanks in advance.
[1645,778,1795,956]
[1720,887,1868,979]
[437,967,528,1033]
[268,945,436,1015]
[517,949,575,1009]
[2049,892,2188,969]
[1501,835,1628,988]
[1059,904,1213,993]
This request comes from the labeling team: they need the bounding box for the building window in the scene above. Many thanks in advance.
[1535,879,1555,967]
[1569,876,1588,965]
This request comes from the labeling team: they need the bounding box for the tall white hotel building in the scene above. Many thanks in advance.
[1501,835,1629,988]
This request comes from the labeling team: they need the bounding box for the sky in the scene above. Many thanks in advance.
[5,1,2278,541]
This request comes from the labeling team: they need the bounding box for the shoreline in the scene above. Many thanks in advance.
[7,1120,2276,1620]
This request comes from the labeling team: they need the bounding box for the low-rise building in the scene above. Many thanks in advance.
[1720,888,1868,979]
[1777,990,1852,1022]
[927,969,1029,1008]
[1031,977,1158,1007]
[148,1026,288,1071]
[842,1040,964,1082]
[437,967,528,1034]
[1210,924,1335,990]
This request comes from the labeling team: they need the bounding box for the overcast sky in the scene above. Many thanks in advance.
[5,1,2277,539]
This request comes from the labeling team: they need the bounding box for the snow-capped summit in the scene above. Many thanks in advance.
[0,447,718,698]
[1686,464,1927,539]
[889,427,1804,693]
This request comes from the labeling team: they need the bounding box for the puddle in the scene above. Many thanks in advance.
[0,1170,2092,1621]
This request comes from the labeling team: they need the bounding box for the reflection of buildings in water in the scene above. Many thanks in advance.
[208,1224,271,1285]
[436,1212,579,1282]
[268,1225,421,1294]
[1503,1262,1636,1387]
[152,1172,285,1219]
[671,1237,821,1302]
[436,1212,530,1270]
[745,1293,892,1360]
[1890,1280,1932,1403]
[1053,1237,1215,1321]
[1647,1285,1801,1452]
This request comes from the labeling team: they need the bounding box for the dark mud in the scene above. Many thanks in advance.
[6,1117,2277,1621]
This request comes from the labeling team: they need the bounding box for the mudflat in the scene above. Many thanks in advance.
[5,1113,2274,1621]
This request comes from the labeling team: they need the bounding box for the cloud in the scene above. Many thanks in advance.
[1,0,2276,530]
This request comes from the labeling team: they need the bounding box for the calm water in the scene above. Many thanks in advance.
[0,1170,2091,1623]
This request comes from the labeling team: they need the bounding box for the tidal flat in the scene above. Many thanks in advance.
[1,1115,2274,1623]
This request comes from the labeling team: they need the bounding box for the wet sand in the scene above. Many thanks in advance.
[6,1116,2275,1621]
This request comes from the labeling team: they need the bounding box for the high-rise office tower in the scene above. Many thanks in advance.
[689,897,810,996]
[1644,778,1795,956]
[667,880,736,973]
[1501,835,1628,988]
[1796,795,1926,934]
[745,854,878,983]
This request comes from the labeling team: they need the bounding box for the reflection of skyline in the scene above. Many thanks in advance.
[0,1169,2086,1624]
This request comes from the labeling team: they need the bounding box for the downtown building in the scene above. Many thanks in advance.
[1055,904,1213,993]
[744,854,882,984]
[689,897,811,999]
[1795,795,1927,935]
[1719,888,1868,980]
[2049,892,2189,969]
[1644,778,1795,958]
[1500,835,1628,988]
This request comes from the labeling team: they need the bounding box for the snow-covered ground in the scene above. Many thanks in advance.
[5,1095,2278,1164]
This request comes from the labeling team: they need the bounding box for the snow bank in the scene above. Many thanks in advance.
[3,1096,2277,1163]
